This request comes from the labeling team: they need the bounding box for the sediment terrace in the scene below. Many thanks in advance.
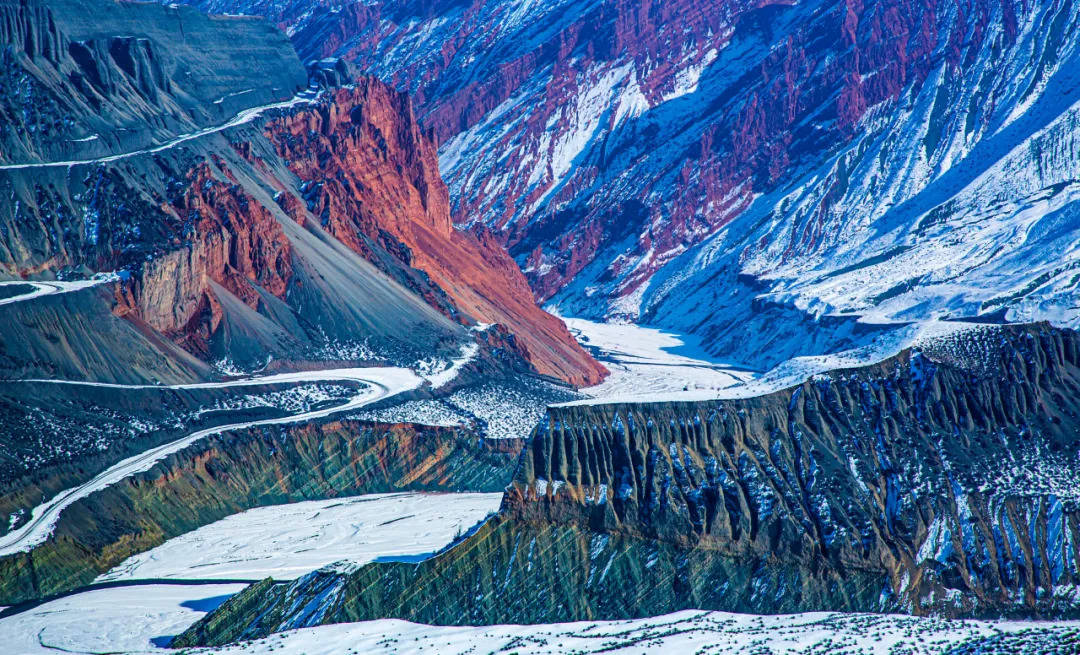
[0,418,522,605]
[178,323,1080,646]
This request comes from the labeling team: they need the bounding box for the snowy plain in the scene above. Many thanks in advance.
[192,611,1079,655]
[97,492,501,582]
[0,492,503,654]
[559,315,983,406]
[0,583,248,655]
[4,601,1074,655]
[561,316,757,400]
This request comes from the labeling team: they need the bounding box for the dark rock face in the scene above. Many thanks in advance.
[178,324,1080,646]
[505,325,1080,616]
[0,0,307,165]
[0,418,523,605]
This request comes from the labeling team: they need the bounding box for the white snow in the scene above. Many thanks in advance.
[20,366,422,392]
[0,583,248,655]
[97,492,501,582]
[7,605,1067,655]
[212,88,255,104]
[352,379,574,439]
[557,315,983,406]
[662,47,718,102]
[917,517,951,565]
[423,342,479,389]
[560,316,756,402]
[0,273,120,306]
[4,592,1075,655]
[351,398,468,429]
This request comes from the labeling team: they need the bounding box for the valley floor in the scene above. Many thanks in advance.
[3,590,1076,654]
[0,492,501,653]
[0,367,423,557]
[0,582,249,655]
[561,316,758,400]
[2,484,1074,654]
[3,306,1077,654]
[560,314,988,404]
[96,492,501,582]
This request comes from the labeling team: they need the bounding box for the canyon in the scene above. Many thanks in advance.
[180,0,1080,370]
[1,0,1080,653]
[0,0,602,388]
[0,0,594,620]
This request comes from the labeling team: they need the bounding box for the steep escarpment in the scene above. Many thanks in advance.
[0,137,465,378]
[503,326,1080,618]
[0,0,604,389]
[179,324,1080,645]
[260,82,606,386]
[0,418,522,605]
[2,0,437,375]
[174,516,885,649]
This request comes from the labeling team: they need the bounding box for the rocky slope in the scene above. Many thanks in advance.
[261,81,606,385]
[0,0,306,165]
[178,324,1080,646]
[0,418,522,605]
[0,0,602,386]
[0,0,603,613]
[0,377,356,533]
[178,0,1080,370]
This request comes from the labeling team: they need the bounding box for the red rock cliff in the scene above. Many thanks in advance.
[262,80,607,387]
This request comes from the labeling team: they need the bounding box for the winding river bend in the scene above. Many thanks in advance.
[0,366,424,556]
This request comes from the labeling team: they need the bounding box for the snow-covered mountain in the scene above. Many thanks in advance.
[177,0,1080,369]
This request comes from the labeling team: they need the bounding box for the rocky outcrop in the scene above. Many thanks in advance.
[179,324,1080,646]
[502,324,1080,616]
[0,418,523,605]
[123,160,297,358]
[260,82,606,386]
[179,0,1080,372]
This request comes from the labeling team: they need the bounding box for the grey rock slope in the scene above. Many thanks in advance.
[0,0,600,386]
[0,0,307,165]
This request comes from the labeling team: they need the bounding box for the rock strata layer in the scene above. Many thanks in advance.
[0,419,522,605]
[178,324,1080,646]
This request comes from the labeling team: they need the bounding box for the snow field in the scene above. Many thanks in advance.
[97,492,502,582]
